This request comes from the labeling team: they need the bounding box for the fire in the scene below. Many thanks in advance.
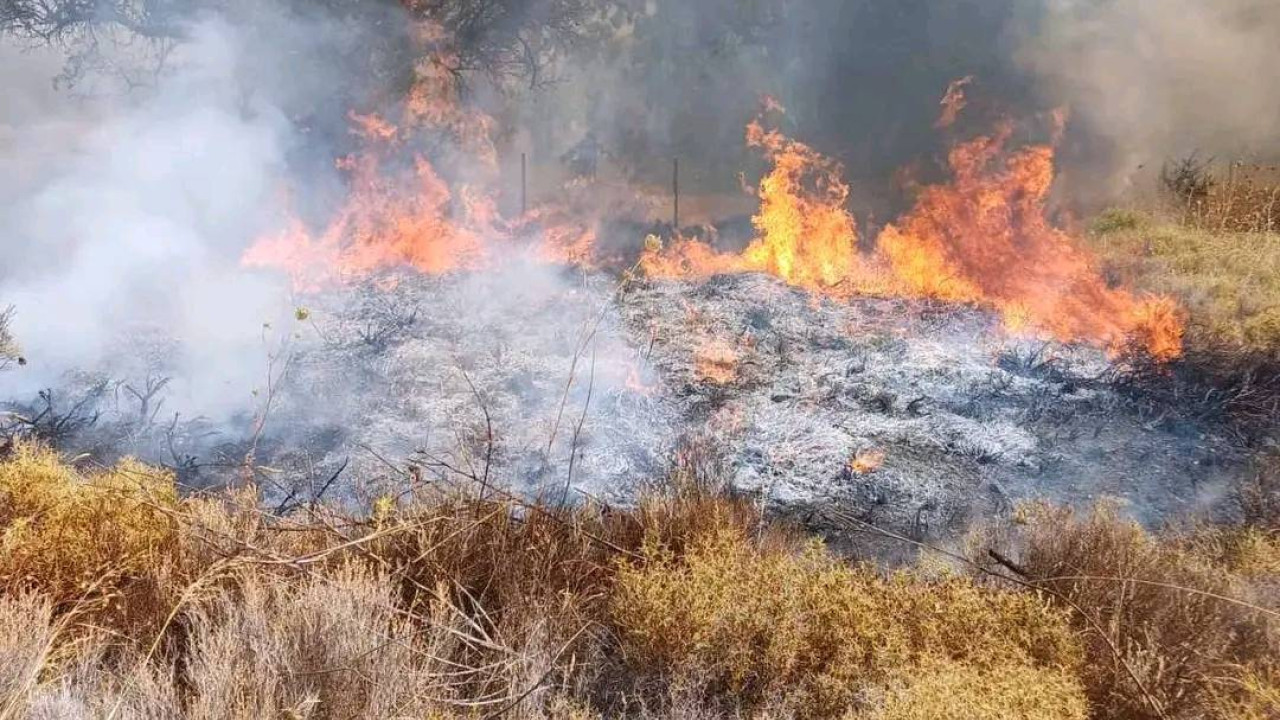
[644,98,1184,359]
[643,101,885,296]
[935,76,973,129]
[243,21,606,289]
[878,118,1182,358]
[242,118,491,290]
[695,339,739,385]
[739,118,877,293]
[849,449,887,475]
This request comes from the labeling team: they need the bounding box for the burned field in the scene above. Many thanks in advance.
[1,256,1246,542]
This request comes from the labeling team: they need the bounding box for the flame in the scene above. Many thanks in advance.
[242,115,491,290]
[695,339,739,385]
[849,448,887,475]
[242,23,511,289]
[643,102,884,295]
[739,119,877,293]
[878,119,1182,358]
[935,76,973,129]
[644,99,1184,359]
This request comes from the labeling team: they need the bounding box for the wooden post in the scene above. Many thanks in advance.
[521,152,528,216]
[673,157,680,231]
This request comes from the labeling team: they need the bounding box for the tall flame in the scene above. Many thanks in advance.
[878,118,1182,358]
[243,22,600,288]
[643,101,884,296]
[241,114,492,291]
[645,99,1183,359]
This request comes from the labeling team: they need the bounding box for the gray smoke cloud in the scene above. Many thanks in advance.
[1022,0,1280,203]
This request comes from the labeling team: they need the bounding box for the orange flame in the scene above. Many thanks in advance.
[643,102,884,295]
[935,76,973,129]
[242,114,491,291]
[849,449,887,475]
[644,99,1183,359]
[878,118,1182,358]
[243,22,606,288]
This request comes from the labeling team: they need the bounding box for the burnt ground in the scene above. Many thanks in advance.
[0,261,1250,540]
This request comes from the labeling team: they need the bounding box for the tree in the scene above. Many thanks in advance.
[405,0,598,89]
[0,306,21,371]
[0,0,602,91]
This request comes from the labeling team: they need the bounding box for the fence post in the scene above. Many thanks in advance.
[673,157,680,231]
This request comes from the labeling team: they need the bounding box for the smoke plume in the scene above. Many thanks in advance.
[1023,0,1280,203]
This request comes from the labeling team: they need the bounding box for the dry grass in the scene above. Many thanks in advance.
[1161,161,1280,235]
[613,522,1083,717]
[0,443,183,638]
[987,503,1280,720]
[1,441,1278,718]
[1087,215,1280,429]
[1089,218,1280,353]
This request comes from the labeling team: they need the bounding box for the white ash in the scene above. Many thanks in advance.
[5,265,1246,537]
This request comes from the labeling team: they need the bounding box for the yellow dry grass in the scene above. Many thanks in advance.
[0,441,1277,719]
[1088,214,1280,353]
[613,522,1084,717]
[999,503,1280,720]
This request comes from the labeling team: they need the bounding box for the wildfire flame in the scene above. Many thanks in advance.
[643,101,884,296]
[242,24,599,289]
[935,76,973,129]
[246,63,1181,360]
[878,117,1182,358]
[241,120,492,291]
[644,98,1183,359]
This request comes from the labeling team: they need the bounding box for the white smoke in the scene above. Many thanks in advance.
[0,20,296,418]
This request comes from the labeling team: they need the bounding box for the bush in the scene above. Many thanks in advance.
[1091,208,1150,235]
[1,442,1275,718]
[865,659,1088,720]
[1001,504,1280,720]
[0,443,181,632]
[613,522,1083,717]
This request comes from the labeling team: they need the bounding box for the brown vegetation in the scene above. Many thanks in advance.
[0,441,1277,718]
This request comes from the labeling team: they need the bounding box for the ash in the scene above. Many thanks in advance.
[623,273,1242,535]
[2,264,1245,537]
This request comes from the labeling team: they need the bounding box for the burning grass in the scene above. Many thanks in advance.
[1,442,1277,718]
[1089,218,1280,353]
[1088,216,1280,429]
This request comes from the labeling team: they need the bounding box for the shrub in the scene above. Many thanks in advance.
[2,442,1275,719]
[1006,504,1280,720]
[181,564,447,719]
[864,659,1088,720]
[613,522,1083,717]
[1091,208,1150,235]
[0,443,181,632]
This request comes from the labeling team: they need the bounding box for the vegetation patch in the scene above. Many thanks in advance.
[0,443,1276,718]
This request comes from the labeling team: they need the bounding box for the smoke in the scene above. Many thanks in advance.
[0,19,301,418]
[1023,0,1280,203]
[503,0,1280,215]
